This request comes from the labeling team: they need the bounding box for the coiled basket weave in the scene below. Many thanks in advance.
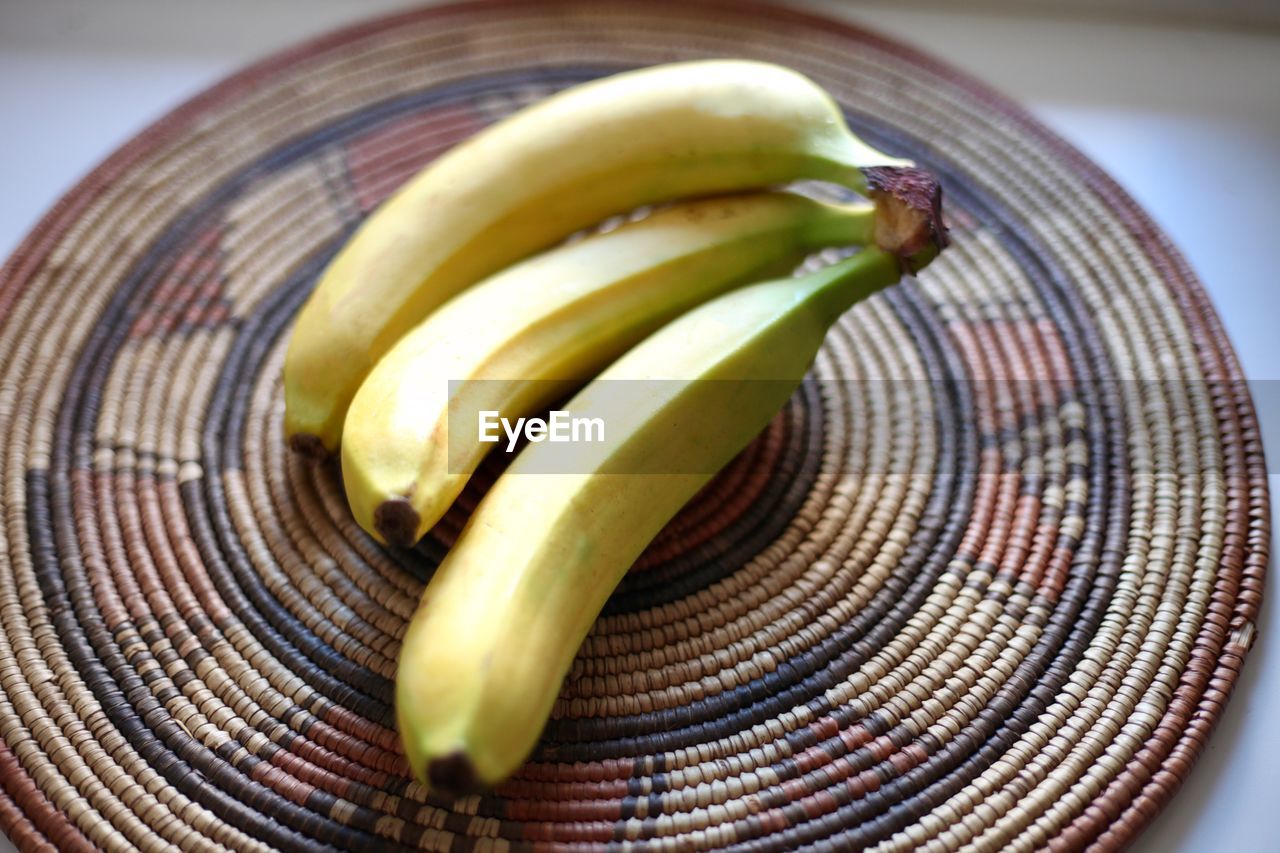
[0,1,1268,851]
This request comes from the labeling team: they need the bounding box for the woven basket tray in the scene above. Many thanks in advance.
[0,1,1268,851]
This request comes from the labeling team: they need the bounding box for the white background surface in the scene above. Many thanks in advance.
[1,2,1277,851]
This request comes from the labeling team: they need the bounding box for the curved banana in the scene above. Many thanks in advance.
[284,59,926,455]
[396,244,939,792]
[341,190,878,547]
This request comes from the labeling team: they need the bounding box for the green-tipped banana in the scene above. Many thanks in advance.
[284,59,931,455]
[396,244,940,792]
[341,190,883,547]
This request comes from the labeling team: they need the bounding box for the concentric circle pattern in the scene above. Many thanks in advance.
[0,2,1268,851]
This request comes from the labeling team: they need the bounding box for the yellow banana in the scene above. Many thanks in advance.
[396,243,940,792]
[284,59,926,455]
[341,190,880,547]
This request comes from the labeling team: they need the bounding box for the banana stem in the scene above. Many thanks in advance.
[801,202,876,249]
[806,249,908,326]
[809,161,947,261]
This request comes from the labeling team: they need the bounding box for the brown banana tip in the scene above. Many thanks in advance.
[427,751,485,795]
[288,432,331,461]
[374,497,421,549]
[862,166,949,259]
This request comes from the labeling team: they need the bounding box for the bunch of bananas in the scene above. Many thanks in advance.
[282,60,946,792]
